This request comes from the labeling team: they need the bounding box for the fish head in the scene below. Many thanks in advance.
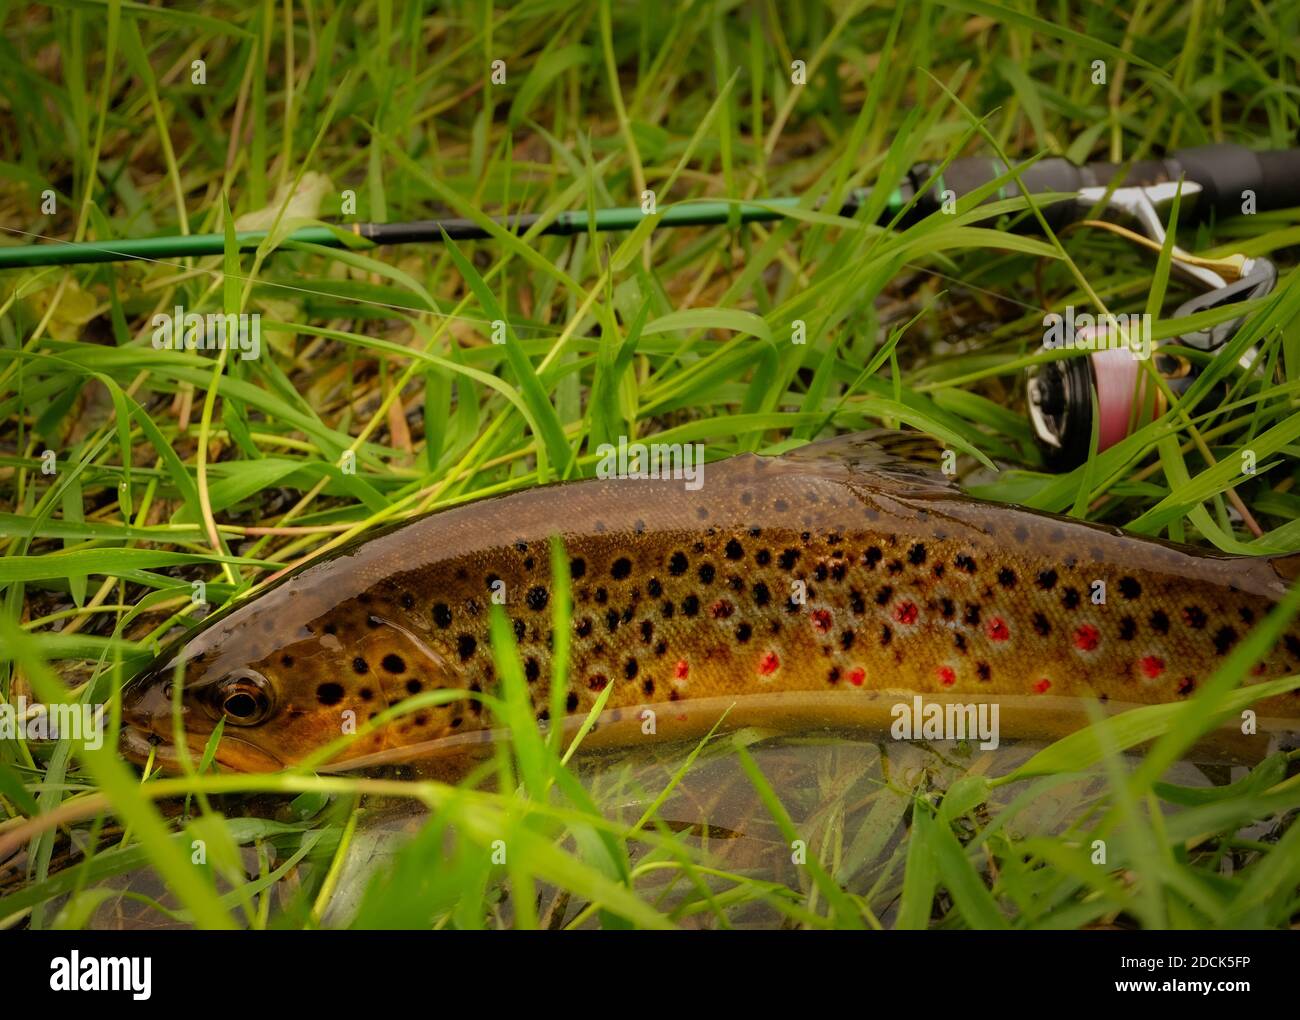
[122,577,473,772]
[121,640,289,772]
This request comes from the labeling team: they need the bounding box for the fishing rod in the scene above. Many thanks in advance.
[2,141,1297,468]
[2,142,1297,269]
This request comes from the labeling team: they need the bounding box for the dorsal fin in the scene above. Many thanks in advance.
[778,429,962,495]
[1269,552,1300,584]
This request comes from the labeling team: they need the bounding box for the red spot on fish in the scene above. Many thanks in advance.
[810,608,833,633]
[673,660,689,680]
[986,617,1010,642]
[848,667,866,686]
[1033,678,1052,693]
[1073,624,1100,651]
[710,598,734,619]
[935,665,956,686]
[1139,655,1164,679]
[893,601,919,625]
[758,651,780,676]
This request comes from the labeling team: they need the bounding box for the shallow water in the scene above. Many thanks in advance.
[12,730,1251,930]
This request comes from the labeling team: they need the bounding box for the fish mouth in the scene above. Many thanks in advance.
[119,722,284,773]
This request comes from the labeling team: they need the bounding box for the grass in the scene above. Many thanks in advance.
[1,0,1299,929]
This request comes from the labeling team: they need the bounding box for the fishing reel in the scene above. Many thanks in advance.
[1025,181,1277,468]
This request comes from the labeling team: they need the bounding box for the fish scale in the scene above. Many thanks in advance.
[120,433,1300,771]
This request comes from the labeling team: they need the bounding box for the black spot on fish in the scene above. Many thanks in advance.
[880,624,892,646]
[840,629,855,651]
[1037,569,1057,590]
[381,654,405,674]
[1118,577,1141,600]
[648,578,663,597]
[1062,588,1080,610]
[359,688,373,701]
[997,568,1016,588]
[432,603,453,629]
[954,554,976,574]
[640,620,654,643]
[406,678,423,695]
[964,604,981,626]
[576,617,593,638]
[828,667,841,684]
[756,549,772,566]
[976,662,991,681]
[654,640,669,656]
[850,589,866,614]
[753,582,771,607]
[1031,612,1050,636]
[1119,617,1136,640]
[698,563,716,584]
[954,633,967,652]
[908,543,927,565]
[513,617,526,641]
[526,586,549,611]
[457,635,477,661]
[1213,626,1238,654]
[778,549,800,570]
[725,539,744,560]
[1183,606,1207,630]
[875,586,893,606]
[611,557,632,580]
[669,552,688,575]
[940,598,955,620]
[1150,609,1170,634]
[566,692,579,712]
[662,600,675,619]
[514,540,528,554]
[570,557,587,579]
[525,658,540,683]
[352,657,368,674]
[624,658,639,680]
[736,622,752,643]
[681,595,700,617]
[605,609,621,633]
[316,682,344,706]
[886,559,904,576]
[399,593,415,610]
[1239,606,1255,625]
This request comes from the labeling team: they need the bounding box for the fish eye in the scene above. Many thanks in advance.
[215,670,273,726]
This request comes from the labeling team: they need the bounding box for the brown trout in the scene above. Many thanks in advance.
[120,433,1300,771]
